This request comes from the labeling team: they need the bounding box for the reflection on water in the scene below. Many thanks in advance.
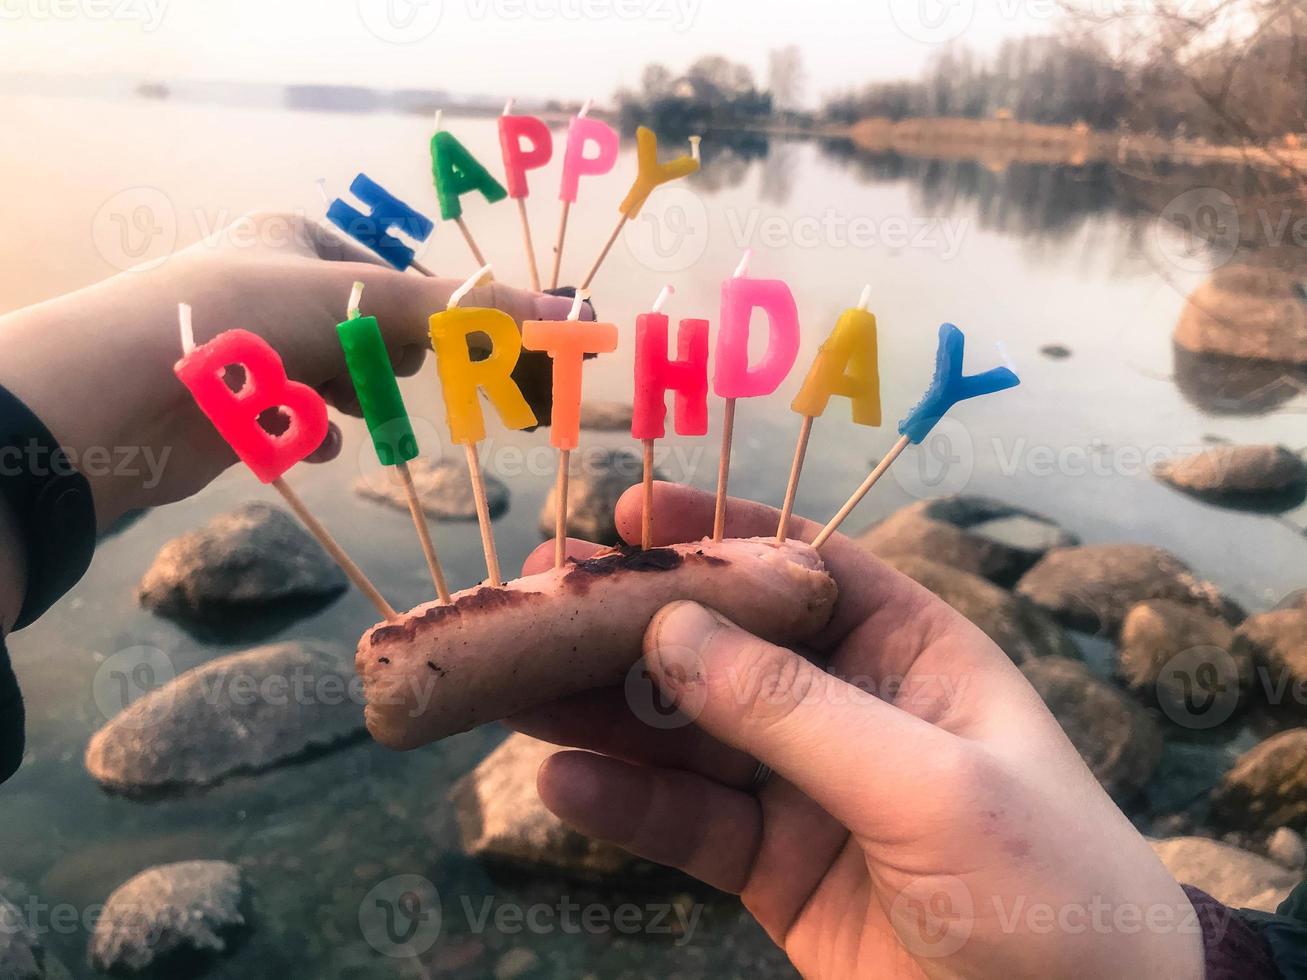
[1,96,1305,979]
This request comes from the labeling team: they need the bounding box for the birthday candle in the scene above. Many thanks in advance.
[713,272,800,400]
[559,113,619,204]
[521,311,617,452]
[327,174,434,272]
[631,311,710,440]
[810,323,1020,550]
[430,128,508,221]
[176,327,329,484]
[336,293,418,467]
[428,307,537,445]
[500,111,554,199]
[619,126,701,218]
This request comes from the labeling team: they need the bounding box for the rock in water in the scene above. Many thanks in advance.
[1236,610,1307,731]
[1153,444,1307,506]
[0,893,43,980]
[1174,260,1307,366]
[860,496,1076,586]
[1210,729,1307,835]
[1266,827,1307,871]
[451,734,632,878]
[88,861,247,976]
[579,400,634,431]
[1020,657,1163,803]
[85,641,363,794]
[538,448,662,545]
[354,457,509,521]
[1150,837,1297,913]
[1118,600,1250,730]
[1015,543,1241,637]
[137,503,346,626]
[881,555,1078,664]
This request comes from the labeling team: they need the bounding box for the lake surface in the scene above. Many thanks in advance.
[1,94,1304,979]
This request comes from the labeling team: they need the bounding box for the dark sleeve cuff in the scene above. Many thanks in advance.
[0,633,24,782]
[1182,885,1281,980]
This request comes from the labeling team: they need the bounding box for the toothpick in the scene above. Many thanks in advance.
[712,253,752,542]
[447,264,492,309]
[517,198,541,291]
[641,284,674,549]
[454,216,491,272]
[580,212,627,290]
[465,443,502,587]
[811,435,911,549]
[549,201,570,290]
[551,291,588,568]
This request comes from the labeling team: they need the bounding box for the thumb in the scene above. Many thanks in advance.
[644,601,961,833]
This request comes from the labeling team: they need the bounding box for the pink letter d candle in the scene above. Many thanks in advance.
[713,277,800,399]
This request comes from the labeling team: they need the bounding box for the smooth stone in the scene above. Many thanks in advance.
[494,948,541,980]
[0,893,42,980]
[85,641,363,795]
[1118,600,1250,729]
[1266,827,1307,871]
[1150,837,1297,913]
[579,400,634,431]
[137,502,346,625]
[1020,657,1163,802]
[451,733,633,879]
[538,448,664,545]
[860,496,1076,586]
[1174,260,1307,366]
[1236,610,1307,731]
[883,555,1078,664]
[1274,589,1307,612]
[1015,543,1242,637]
[88,861,247,977]
[1173,343,1306,415]
[354,457,509,521]
[1210,729,1307,835]
[1039,343,1072,359]
[1153,444,1307,505]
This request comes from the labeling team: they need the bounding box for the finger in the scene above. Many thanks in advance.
[643,600,963,837]
[507,686,758,786]
[304,422,343,464]
[391,344,427,378]
[521,537,605,576]
[615,481,944,654]
[538,750,761,894]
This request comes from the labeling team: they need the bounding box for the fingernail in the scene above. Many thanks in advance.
[534,294,575,320]
[648,601,725,692]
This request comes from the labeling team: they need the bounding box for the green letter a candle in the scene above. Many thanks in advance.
[431,129,508,221]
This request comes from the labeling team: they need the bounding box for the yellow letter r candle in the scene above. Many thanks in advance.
[428,307,537,444]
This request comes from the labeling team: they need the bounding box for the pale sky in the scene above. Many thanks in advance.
[0,0,1065,107]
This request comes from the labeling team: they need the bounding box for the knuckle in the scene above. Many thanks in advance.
[726,639,819,728]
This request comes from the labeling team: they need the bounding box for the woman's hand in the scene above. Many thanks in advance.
[511,483,1203,980]
[0,211,578,529]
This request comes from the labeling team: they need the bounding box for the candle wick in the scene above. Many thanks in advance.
[348,281,365,320]
[567,288,589,321]
[857,284,872,311]
[314,178,330,210]
[178,303,195,355]
[689,135,701,162]
[995,340,1019,375]
[433,109,443,133]
[502,97,515,116]
[447,264,493,309]
[577,97,593,119]
[733,248,752,279]
[650,284,675,314]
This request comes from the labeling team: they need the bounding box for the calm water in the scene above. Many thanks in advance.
[1,95,1305,979]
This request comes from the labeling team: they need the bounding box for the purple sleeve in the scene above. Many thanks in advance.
[1183,885,1281,980]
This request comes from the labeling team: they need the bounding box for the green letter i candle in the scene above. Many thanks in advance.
[337,311,418,466]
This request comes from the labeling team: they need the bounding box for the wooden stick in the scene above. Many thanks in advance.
[516,198,541,292]
[712,398,736,542]
[409,259,436,277]
[271,477,397,620]
[811,434,911,549]
[641,438,655,550]
[454,216,489,269]
[463,443,502,586]
[554,449,571,568]
[776,415,814,543]
[580,213,628,290]
[549,201,571,290]
[395,460,451,603]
